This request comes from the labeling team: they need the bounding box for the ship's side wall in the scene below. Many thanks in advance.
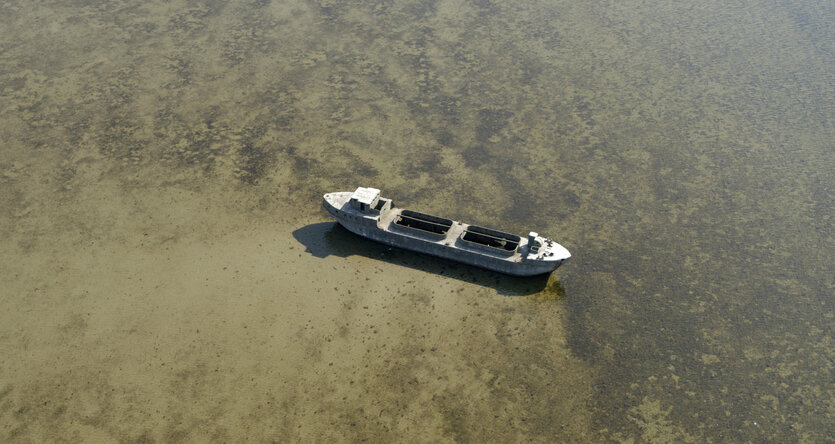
[335,214,558,276]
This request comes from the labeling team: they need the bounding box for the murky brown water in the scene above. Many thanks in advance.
[1,0,832,441]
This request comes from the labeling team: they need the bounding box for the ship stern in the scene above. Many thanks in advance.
[322,192,351,218]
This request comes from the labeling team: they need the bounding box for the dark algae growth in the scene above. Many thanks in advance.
[0,0,832,441]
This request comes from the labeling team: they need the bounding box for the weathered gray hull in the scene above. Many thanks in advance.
[323,191,569,277]
[337,219,559,276]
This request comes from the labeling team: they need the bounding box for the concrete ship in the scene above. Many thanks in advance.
[323,187,570,276]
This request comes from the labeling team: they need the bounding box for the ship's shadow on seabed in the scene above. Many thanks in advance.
[292,222,564,297]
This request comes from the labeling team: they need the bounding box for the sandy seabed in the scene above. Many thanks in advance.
[1,0,832,442]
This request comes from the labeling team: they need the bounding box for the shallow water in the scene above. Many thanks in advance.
[0,0,832,441]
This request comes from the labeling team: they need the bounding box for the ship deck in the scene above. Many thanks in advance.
[378,208,525,262]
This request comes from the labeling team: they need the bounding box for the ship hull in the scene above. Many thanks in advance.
[324,196,564,277]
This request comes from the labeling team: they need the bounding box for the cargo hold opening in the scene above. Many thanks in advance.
[461,225,520,251]
[394,210,453,235]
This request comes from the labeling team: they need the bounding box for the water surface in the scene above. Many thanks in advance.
[0,0,832,441]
